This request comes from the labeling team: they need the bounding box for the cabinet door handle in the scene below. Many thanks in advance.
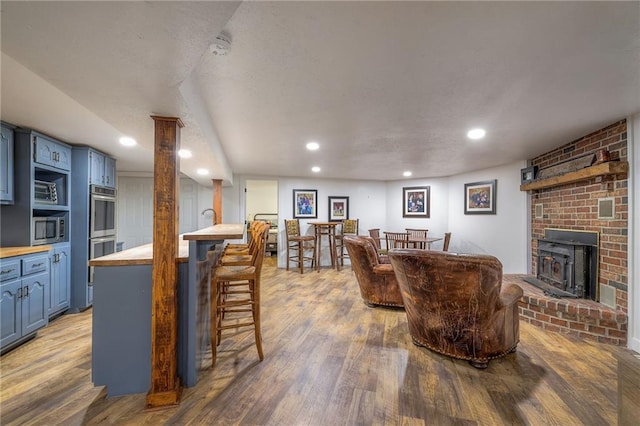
[32,262,44,267]
[23,287,29,298]
[17,287,23,299]
[1,268,15,274]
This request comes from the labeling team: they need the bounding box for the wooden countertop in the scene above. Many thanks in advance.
[0,246,52,259]
[89,238,190,266]
[89,224,244,267]
[182,224,244,241]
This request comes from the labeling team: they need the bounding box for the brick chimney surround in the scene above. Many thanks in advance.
[516,119,628,345]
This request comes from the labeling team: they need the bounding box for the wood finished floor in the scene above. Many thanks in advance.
[0,257,620,425]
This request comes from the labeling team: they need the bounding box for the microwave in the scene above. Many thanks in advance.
[34,180,58,205]
[33,216,66,245]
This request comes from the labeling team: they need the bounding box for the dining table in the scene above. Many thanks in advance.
[308,221,341,271]
[408,236,443,250]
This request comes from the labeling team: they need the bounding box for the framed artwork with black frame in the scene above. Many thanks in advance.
[402,186,430,218]
[464,180,497,215]
[328,196,349,221]
[293,189,318,218]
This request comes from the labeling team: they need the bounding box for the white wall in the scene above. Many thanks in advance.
[384,178,450,248]
[276,177,388,268]
[447,161,528,273]
[117,163,530,275]
[116,176,235,247]
[245,180,278,221]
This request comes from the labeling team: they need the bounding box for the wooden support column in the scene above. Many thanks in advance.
[146,115,184,409]
[212,179,222,224]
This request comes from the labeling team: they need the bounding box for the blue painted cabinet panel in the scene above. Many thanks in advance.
[0,124,14,204]
[0,252,50,353]
[21,271,49,335]
[89,149,116,188]
[50,244,70,316]
[34,135,71,171]
[0,279,22,348]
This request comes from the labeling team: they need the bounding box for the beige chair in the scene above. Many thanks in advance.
[388,249,523,368]
[284,219,315,273]
[335,219,359,266]
[443,232,452,252]
[384,231,409,249]
[210,223,270,367]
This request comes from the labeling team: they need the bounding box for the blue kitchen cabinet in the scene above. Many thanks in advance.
[33,134,72,171]
[89,149,116,188]
[0,123,15,204]
[49,243,70,317]
[0,252,50,353]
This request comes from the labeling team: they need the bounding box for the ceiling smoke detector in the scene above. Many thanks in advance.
[211,32,231,56]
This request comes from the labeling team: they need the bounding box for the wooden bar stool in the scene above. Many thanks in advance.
[284,219,315,273]
[210,225,269,367]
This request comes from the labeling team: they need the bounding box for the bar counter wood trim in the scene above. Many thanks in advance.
[146,115,184,409]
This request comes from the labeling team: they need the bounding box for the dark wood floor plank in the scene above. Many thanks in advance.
[0,258,621,425]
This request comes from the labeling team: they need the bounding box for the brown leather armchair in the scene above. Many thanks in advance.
[344,235,404,308]
[388,249,523,368]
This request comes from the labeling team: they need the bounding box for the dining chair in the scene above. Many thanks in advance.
[384,231,409,249]
[284,219,315,273]
[368,228,387,254]
[336,218,359,266]
[443,232,452,252]
[406,228,429,249]
[210,223,270,367]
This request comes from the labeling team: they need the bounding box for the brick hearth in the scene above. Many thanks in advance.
[504,275,628,345]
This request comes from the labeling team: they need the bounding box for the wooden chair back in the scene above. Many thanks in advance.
[341,219,359,235]
[368,228,382,249]
[443,232,452,252]
[384,232,409,249]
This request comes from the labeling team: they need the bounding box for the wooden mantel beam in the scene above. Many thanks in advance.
[146,115,184,409]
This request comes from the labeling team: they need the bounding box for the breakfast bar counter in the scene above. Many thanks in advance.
[90,224,244,396]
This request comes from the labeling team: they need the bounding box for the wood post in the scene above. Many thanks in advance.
[212,179,222,224]
[146,116,184,409]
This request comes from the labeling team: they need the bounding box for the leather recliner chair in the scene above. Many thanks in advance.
[343,235,404,308]
[388,249,523,368]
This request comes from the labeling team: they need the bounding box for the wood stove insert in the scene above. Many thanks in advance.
[535,229,598,300]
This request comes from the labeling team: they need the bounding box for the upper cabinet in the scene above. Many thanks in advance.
[0,123,15,204]
[33,134,72,171]
[1,129,72,247]
[89,150,116,188]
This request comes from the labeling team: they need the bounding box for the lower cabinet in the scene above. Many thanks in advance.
[0,252,50,352]
[49,243,70,316]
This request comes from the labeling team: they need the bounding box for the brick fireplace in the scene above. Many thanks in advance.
[519,119,629,345]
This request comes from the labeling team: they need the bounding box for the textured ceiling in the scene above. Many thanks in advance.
[1,1,639,186]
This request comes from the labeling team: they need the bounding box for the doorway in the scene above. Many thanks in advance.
[245,179,278,261]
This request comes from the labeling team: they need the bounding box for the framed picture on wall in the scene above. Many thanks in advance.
[464,180,497,215]
[293,189,318,218]
[402,186,430,218]
[328,196,349,221]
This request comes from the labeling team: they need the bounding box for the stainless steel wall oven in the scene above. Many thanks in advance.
[90,185,116,238]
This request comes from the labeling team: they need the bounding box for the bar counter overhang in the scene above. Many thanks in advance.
[89,224,244,396]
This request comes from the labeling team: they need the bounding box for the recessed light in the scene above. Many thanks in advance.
[311,166,321,173]
[306,142,320,151]
[403,171,412,177]
[196,168,209,175]
[467,128,486,140]
[178,149,192,158]
[119,136,137,147]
